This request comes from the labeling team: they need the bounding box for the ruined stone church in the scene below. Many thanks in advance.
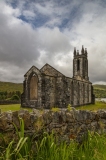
[21,46,95,108]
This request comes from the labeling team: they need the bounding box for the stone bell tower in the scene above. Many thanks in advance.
[73,45,89,81]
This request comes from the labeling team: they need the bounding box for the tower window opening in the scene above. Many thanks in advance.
[77,59,80,71]
[85,60,87,70]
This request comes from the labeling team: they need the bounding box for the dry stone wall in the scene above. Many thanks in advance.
[0,108,106,143]
[0,100,20,105]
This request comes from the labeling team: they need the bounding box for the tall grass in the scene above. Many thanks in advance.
[0,118,35,160]
[0,118,106,159]
[34,131,106,160]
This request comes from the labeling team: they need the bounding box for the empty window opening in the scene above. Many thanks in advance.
[77,59,80,71]
[30,75,38,100]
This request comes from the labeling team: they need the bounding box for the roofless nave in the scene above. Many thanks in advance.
[21,46,95,108]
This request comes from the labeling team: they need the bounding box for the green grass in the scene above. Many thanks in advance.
[51,102,106,112]
[0,81,23,93]
[51,107,60,112]
[0,101,106,113]
[0,104,32,112]
[77,101,106,111]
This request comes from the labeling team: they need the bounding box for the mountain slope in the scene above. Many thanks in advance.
[93,84,106,90]
[0,81,23,93]
[93,84,106,98]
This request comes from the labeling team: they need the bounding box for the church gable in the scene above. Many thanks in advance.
[40,63,64,77]
[21,46,95,109]
[24,66,41,78]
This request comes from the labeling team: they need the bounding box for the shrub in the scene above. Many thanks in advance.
[10,94,20,101]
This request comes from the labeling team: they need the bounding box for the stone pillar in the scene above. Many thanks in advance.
[73,80,78,106]
[50,77,56,108]
[89,84,92,103]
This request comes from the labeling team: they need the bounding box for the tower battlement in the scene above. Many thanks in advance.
[73,45,89,81]
[74,46,87,57]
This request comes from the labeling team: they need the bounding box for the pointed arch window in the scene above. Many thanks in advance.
[30,74,38,100]
[85,59,88,72]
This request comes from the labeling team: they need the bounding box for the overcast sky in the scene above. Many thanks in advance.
[0,0,106,84]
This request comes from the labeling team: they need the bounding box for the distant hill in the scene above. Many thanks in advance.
[93,84,106,90]
[93,84,106,98]
[0,81,106,98]
[0,81,23,93]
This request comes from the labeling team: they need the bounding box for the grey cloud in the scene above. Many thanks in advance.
[0,2,41,83]
[0,1,73,82]
[0,0,106,84]
[65,0,106,83]
[0,7,40,66]
[38,27,72,53]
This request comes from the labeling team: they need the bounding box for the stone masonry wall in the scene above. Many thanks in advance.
[0,108,106,143]
[21,60,93,108]
[21,66,42,108]
[47,76,92,108]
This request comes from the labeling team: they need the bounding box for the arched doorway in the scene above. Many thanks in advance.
[30,74,38,100]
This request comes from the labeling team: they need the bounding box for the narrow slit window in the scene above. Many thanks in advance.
[77,59,80,71]
[85,60,86,70]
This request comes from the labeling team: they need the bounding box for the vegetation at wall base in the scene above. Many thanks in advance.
[0,104,32,112]
[76,101,106,111]
[0,118,106,159]
[0,101,106,113]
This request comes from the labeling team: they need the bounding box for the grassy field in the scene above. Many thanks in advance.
[77,101,106,111]
[0,104,32,112]
[0,101,106,113]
